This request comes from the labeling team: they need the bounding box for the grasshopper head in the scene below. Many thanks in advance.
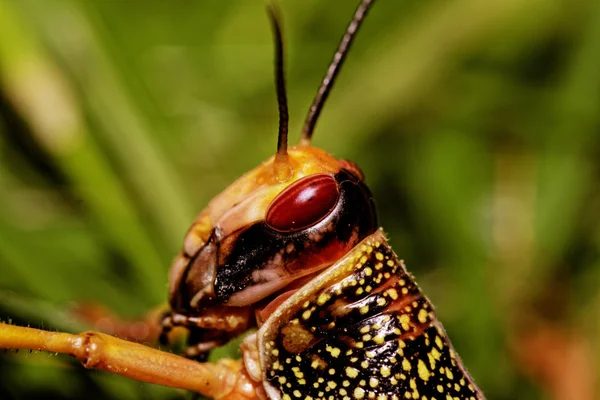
[168,146,377,312]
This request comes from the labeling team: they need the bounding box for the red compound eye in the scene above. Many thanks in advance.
[266,174,339,232]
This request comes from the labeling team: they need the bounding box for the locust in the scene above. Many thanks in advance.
[0,0,485,399]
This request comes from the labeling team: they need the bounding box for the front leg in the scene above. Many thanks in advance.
[0,322,263,400]
[161,306,254,358]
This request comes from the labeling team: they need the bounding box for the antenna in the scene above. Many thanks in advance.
[300,0,375,145]
[267,4,292,181]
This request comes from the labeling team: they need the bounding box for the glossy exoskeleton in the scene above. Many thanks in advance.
[0,1,485,399]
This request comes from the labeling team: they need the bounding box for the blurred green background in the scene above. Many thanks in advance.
[0,0,599,399]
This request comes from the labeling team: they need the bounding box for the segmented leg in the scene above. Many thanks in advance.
[0,323,263,400]
[161,307,253,358]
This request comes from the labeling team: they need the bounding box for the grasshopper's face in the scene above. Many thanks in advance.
[168,146,377,313]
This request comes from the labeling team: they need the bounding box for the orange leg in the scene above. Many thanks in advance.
[0,323,263,400]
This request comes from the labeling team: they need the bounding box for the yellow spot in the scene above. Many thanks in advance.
[387,260,395,267]
[283,395,292,400]
[380,366,391,377]
[360,325,371,334]
[361,361,369,369]
[437,385,443,393]
[360,305,370,314]
[278,376,287,384]
[327,381,337,389]
[427,354,436,370]
[356,287,364,296]
[376,252,384,261]
[431,348,441,361]
[355,388,366,399]
[445,367,454,380]
[402,358,411,371]
[302,310,312,320]
[399,314,410,331]
[326,346,341,358]
[346,367,359,378]
[435,336,443,349]
[387,288,399,300]
[311,357,327,369]
[369,378,379,388]
[418,309,428,323]
[364,267,373,276]
[418,359,430,381]
[317,293,331,305]
[377,297,387,306]
[293,390,301,398]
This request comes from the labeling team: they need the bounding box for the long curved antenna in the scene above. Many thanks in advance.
[300,0,375,145]
[267,4,293,181]
[267,4,289,158]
